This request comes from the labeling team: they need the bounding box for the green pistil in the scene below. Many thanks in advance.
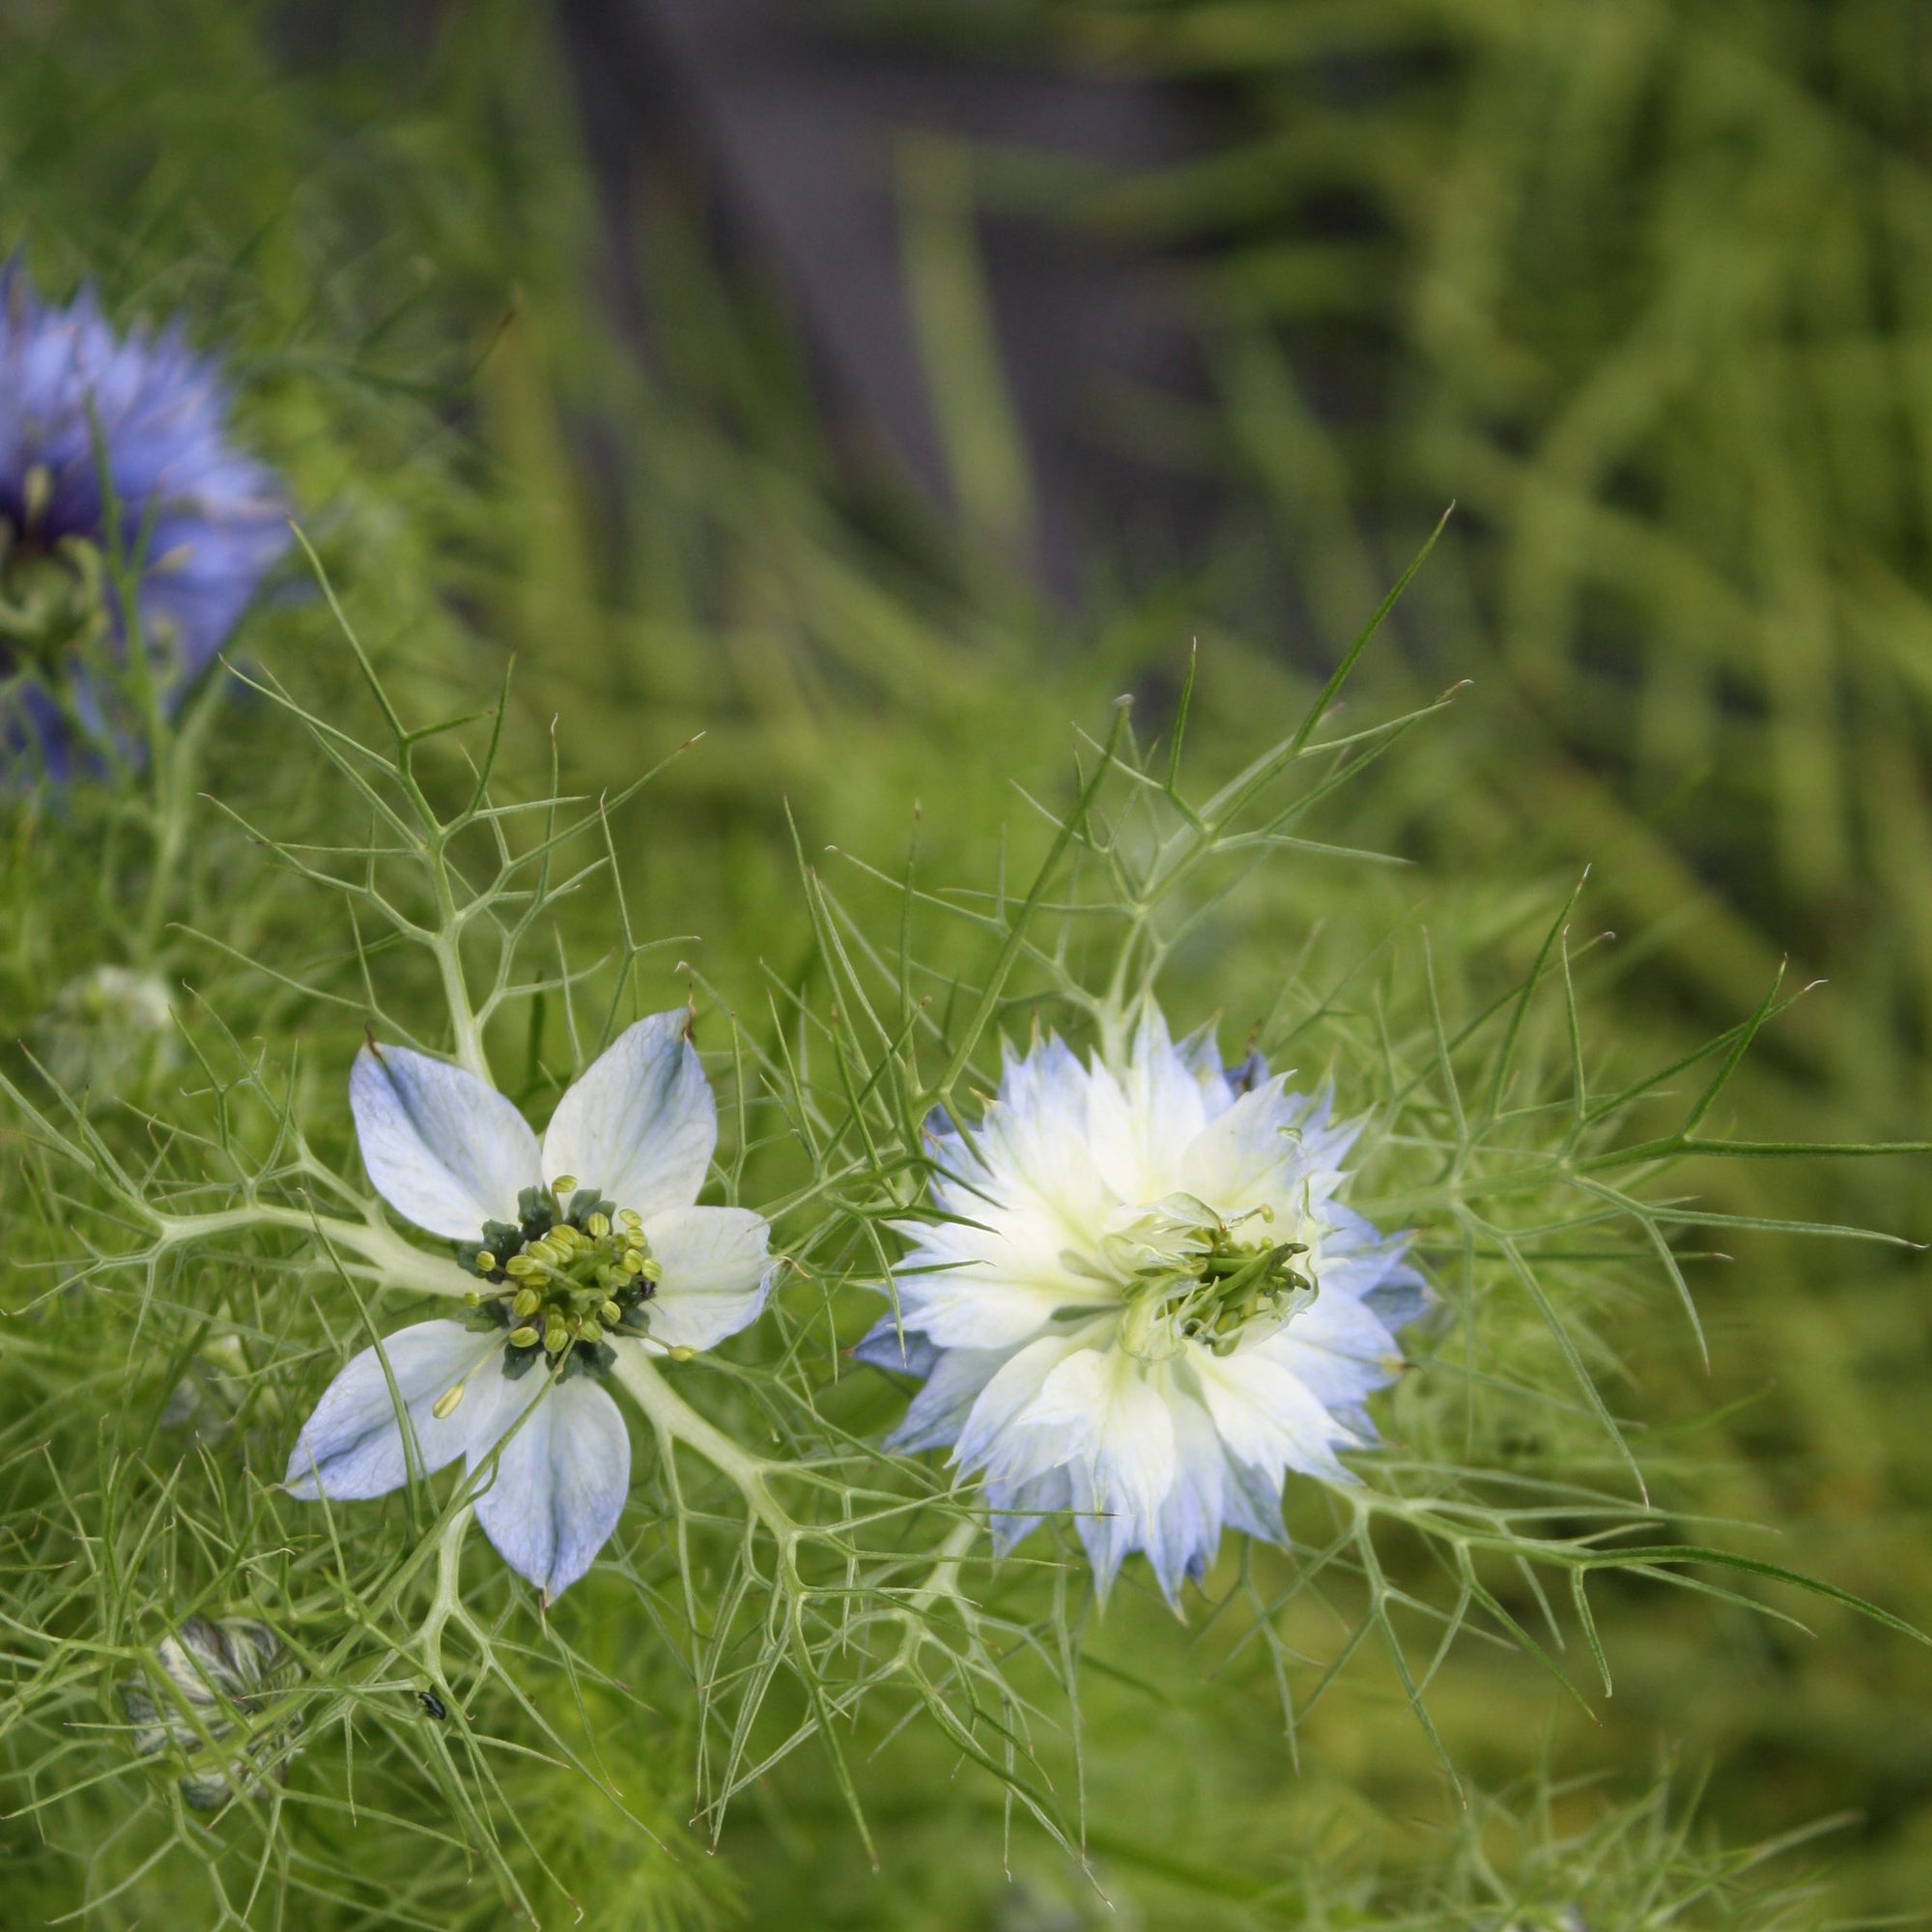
[1121,1217,1317,1360]
[453,1179,660,1387]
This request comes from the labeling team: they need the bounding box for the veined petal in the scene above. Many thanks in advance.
[1022,1344,1178,1525]
[284,1321,495,1501]
[468,1376,632,1601]
[352,1044,539,1240]
[885,1345,1009,1455]
[890,1221,1108,1351]
[1176,1075,1312,1217]
[638,1205,772,1350]
[986,1463,1072,1556]
[1145,1385,1229,1603]
[955,1330,1090,1479]
[1086,1003,1212,1205]
[1188,1347,1355,1487]
[1262,1289,1405,1411]
[542,1012,715,1218]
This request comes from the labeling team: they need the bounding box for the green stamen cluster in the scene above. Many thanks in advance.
[1119,1212,1317,1360]
[455,1178,659,1386]
[0,467,111,669]
[1167,1229,1315,1354]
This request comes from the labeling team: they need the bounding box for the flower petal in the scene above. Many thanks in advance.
[954,1330,1090,1481]
[638,1205,773,1350]
[283,1321,494,1500]
[1023,1344,1178,1526]
[1086,1003,1212,1205]
[885,1345,1009,1455]
[352,1045,540,1240]
[468,1376,632,1601]
[1188,1346,1356,1488]
[541,1012,716,1218]
[1144,1384,1229,1603]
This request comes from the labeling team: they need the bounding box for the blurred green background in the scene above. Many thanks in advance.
[4,0,1931,1921]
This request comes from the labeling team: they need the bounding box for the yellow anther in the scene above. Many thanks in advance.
[668,1346,696,1363]
[621,1249,645,1274]
[600,1300,623,1325]
[508,1325,539,1349]
[432,1384,465,1421]
[505,1255,540,1279]
[512,1287,541,1319]
[552,1175,579,1197]
[639,1258,663,1283]
[543,1316,570,1354]
[473,1251,497,1273]
[585,1211,611,1239]
[619,1209,642,1232]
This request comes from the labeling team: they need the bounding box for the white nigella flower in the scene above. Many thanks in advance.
[858,1002,1424,1603]
[285,1012,773,1602]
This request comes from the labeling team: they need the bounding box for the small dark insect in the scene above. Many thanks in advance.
[417,1690,448,1721]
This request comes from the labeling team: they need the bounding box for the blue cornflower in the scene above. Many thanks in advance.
[0,262,288,769]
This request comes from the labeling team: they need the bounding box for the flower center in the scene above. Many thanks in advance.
[452,1178,660,1392]
[1108,1202,1318,1362]
[0,467,110,672]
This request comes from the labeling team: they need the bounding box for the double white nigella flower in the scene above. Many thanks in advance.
[858,1002,1424,1603]
[285,1012,773,1601]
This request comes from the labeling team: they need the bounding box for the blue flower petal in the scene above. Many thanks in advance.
[469,1376,631,1602]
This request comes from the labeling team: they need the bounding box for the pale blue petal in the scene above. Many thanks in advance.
[1069,1460,1137,1600]
[541,1012,715,1219]
[1146,1391,1228,1604]
[1362,1267,1428,1336]
[284,1321,493,1501]
[638,1205,772,1350]
[469,1377,631,1601]
[1175,1019,1237,1120]
[985,1464,1071,1555]
[1216,1449,1290,1547]
[886,1346,1008,1455]
[852,1314,941,1378]
[351,1045,539,1240]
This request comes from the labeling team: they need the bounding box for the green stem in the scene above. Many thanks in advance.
[417,1506,472,1681]
[610,1350,792,1539]
[150,1204,469,1297]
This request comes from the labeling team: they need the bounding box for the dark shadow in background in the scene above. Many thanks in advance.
[557,0,1226,600]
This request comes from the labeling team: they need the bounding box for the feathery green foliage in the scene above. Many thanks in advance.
[1,0,1926,1923]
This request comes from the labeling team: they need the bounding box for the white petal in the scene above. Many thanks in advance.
[1176,1076,1312,1217]
[1086,1003,1211,1204]
[1145,1385,1229,1602]
[1023,1344,1177,1523]
[284,1321,495,1500]
[1188,1346,1354,1488]
[954,1329,1089,1480]
[1263,1290,1403,1411]
[891,1218,1110,1351]
[541,1012,715,1218]
[1175,1019,1238,1121]
[352,1044,540,1240]
[637,1205,772,1350]
[469,1376,631,1600]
